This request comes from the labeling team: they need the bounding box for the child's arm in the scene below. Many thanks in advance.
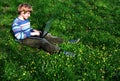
[12,23,31,40]
[12,28,31,40]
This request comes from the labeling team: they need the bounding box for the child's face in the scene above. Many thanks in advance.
[21,11,31,20]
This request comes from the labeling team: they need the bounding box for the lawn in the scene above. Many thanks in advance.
[0,0,120,81]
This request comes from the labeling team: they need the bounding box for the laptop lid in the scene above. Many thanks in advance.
[41,19,53,37]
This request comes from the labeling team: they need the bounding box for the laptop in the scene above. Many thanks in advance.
[40,19,53,38]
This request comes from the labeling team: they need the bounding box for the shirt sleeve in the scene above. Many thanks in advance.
[12,22,32,39]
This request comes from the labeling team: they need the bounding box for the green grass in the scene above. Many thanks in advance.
[0,0,120,81]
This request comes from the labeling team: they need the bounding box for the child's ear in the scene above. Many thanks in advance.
[21,11,25,14]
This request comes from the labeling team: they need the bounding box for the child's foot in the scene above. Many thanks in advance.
[69,38,80,44]
[63,50,75,57]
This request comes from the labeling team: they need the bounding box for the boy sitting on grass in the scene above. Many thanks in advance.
[12,3,63,54]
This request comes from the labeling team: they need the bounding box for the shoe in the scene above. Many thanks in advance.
[69,38,80,44]
[63,50,75,57]
[45,33,64,44]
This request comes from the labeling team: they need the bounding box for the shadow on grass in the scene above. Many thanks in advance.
[112,70,120,81]
[0,59,5,80]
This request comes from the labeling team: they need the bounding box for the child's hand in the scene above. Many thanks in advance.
[31,29,42,36]
[33,29,41,33]
[31,31,41,36]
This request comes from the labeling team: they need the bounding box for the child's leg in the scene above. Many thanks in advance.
[21,37,60,54]
[44,33,64,44]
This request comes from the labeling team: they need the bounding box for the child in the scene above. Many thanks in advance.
[12,3,63,54]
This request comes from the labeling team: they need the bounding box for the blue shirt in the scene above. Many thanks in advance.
[12,18,33,39]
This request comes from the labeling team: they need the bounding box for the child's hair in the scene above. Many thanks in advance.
[18,3,33,14]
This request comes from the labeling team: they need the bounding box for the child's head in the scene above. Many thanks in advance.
[18,3,33,14]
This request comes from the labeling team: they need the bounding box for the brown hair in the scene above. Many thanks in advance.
[18,3,33,14]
